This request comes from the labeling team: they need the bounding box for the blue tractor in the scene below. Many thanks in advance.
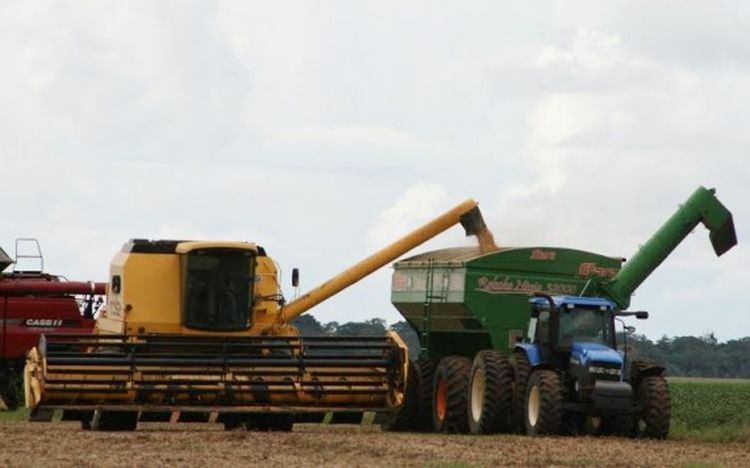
[512,293,670,438]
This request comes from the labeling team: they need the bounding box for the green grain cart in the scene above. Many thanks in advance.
[387,186,737,437]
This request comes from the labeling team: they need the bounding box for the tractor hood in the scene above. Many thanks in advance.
[570,342,623,368]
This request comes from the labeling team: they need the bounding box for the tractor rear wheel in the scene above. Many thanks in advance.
[633,375,671,439]
[380,361,419,431]
[432,356,472,433]
[467,350,513,434]
[511,350,531,433]
[524,370,563,436]
[415,356,438,431]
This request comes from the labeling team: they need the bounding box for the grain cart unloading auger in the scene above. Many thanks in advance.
[24,199,494,431]
[389,186,736,438]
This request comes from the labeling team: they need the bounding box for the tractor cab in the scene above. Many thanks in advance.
[527,295,618,353]
[516,294,652,425]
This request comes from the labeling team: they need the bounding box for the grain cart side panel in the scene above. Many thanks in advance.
[392,247,623,359]
[464,248,622,355]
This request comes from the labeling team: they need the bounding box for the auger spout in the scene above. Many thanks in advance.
[602,186,737,309]
[280,199,491,322]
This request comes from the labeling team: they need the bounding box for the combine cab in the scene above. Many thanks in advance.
[25,199,494,430]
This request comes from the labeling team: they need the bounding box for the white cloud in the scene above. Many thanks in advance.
[536,29,640,70]
[366,183,452,250]
[0,1,748,339]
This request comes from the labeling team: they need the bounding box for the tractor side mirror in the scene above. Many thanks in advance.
[530,307,540,319]
[291,268,299,287]
[625,325,636,334]
[635,311,649,319]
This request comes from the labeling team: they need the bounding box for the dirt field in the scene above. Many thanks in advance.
[1,422,749,467]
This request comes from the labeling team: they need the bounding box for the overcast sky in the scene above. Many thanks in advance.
[1,1,747,340]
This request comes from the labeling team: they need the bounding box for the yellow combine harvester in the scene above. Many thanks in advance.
[25,199,492,431]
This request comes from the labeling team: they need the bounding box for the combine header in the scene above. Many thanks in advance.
[25,199,493,431]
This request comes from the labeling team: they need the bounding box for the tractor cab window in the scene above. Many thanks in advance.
[183,248,254,331]
[534,310,551,344]
[558,307,613,348]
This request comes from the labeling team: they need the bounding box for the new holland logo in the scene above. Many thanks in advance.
[24,319,63,327]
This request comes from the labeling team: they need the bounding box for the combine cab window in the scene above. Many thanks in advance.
[183,248,254,331]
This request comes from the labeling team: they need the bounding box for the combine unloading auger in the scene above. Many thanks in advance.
[602,186,737,308]
[25,199,491,430]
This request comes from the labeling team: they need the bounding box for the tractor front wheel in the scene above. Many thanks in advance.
[524,370,563,436]
[467,350,513,434]
[633,375,671,439]
[432,356,471,433]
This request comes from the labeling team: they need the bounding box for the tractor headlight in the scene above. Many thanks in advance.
[588,366,621,376]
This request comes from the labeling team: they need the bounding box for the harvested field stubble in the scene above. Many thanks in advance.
[1,422,748,467]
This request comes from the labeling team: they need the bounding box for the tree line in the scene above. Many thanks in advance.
[628,333,750,378]
[293,315,750,378]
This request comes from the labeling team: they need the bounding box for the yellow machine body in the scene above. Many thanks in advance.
[24,199,491,427]
[95,241,291,337]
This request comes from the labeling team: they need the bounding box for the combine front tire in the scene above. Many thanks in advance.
[380,361,419,432]
[0,370,22,410]
[467,350,513,434]
[246,413,294,432]
[432,356,471,433]
[524,370,562,436]
[89,410,139,431]
[633,376,671,439]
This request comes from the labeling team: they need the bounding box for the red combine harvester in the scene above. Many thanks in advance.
[0,239,105,409]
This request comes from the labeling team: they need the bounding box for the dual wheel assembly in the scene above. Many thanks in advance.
[431,350,514,434]
[390,352,670,439]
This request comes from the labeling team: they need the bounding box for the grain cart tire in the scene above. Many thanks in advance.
[633,375,671,439]
[467,350,513,434]
[415,356,438,431]
[511,350,531,433]
[524,370,563,436]
[380,361,419,432]
[89,410,139,431]
[432,356,472,433]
